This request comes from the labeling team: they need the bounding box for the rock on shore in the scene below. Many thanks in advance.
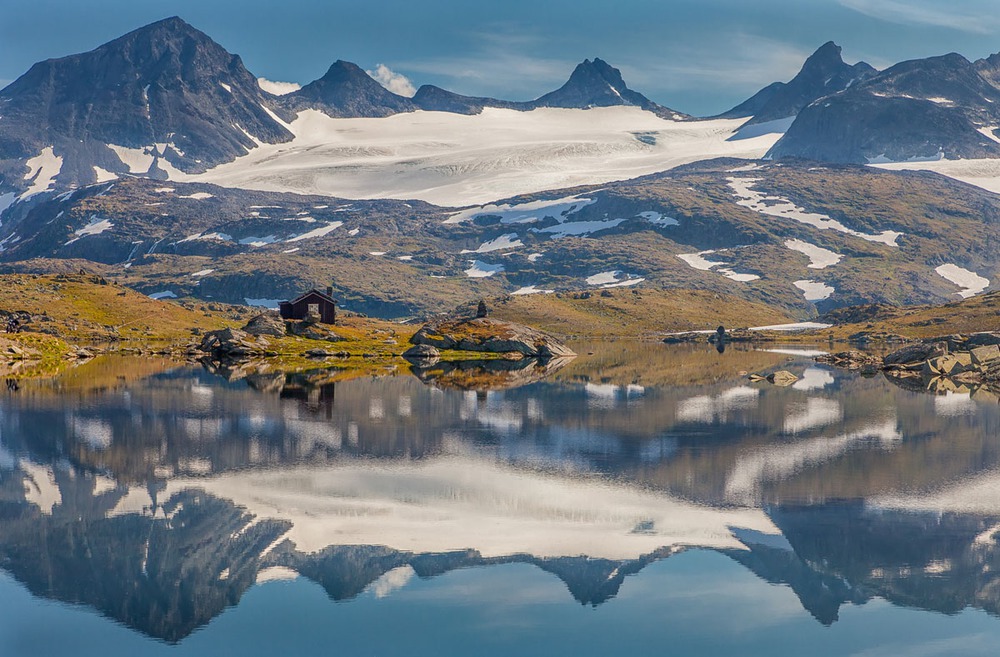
[410,318,575,358]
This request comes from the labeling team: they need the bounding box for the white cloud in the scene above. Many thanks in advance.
[257,77,301,96]
[839,0,1000,34]
[367,64,416,97]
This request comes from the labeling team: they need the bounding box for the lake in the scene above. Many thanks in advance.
[2,343,1000,656]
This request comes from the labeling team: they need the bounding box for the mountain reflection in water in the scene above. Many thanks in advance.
[2,344,1000,649]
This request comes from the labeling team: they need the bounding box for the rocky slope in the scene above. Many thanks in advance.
[2,158,999,319]
[768,51,1000,163]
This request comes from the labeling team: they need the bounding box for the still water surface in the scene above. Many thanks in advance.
[2,343,1000,656]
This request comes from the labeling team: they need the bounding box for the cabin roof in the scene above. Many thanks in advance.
[284,289,338,306]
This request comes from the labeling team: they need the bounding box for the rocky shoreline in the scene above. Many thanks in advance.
[817,333,1000,394]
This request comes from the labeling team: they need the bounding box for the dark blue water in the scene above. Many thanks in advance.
[2,345,1000,656]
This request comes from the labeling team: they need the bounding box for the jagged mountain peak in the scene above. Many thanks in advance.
[720,40,876,124]
[533,57,686,119]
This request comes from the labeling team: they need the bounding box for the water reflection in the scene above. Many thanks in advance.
[3,345,1000,645]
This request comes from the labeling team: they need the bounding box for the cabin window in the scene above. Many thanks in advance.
[308,303,320,315]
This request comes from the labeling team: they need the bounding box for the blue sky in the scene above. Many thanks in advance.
[3,0,1000,115]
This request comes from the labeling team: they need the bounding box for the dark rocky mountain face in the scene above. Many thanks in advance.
[976,51,1000,89]
[532,58,687,119]
[280,60,417,117]
[0,17,293,194]
[769,53,1000,163]
[411,85,527,114]
[721,41,876,124]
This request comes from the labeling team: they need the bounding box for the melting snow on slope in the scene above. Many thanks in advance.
[465,260,505,278]
[109,144,155,174]
[179,192,215,200]
[639,211,679,226]
[93,166,118,183]
[784,239,842,269]
[286,221,343,242]
[677,250,760,282]
[191,269,215,278]
[461,233,524,253]
[65,215,114,245]
[511,285,555,295]
[935,263,989,298]
[191,108,782,206]
[148,291,177,300]
[585,271,645,287]
[446,195,596,225]
[22,146,64,198]
[794,279,835,302]
[728,177,902,246]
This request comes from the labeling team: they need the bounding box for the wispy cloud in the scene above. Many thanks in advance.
[367,64,416,97]
[623,34,813,92]
[257,77,300,96]
[839,0,1000,34]
[399,27,577,99]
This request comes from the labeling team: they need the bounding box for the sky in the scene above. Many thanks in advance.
[3,0,1000,116]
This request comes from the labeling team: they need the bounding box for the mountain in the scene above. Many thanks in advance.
[768,52,1000,163]
[411,85,526,114]
[0,17,293,195]
[532,58,687,119]
[280,60,417,117]
[732,42,876,122]
[721,42,877,125]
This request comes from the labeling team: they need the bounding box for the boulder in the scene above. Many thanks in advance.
[286,320,343,342]
[966,332,1000,348]
[304,348,333,358]
[971,344,1000,368]
[883,342,947,367]
[410,318,575,358]
[200,327,262,358]
[403,344,441,359]
[243,313,286,337]
[766,370,799,386]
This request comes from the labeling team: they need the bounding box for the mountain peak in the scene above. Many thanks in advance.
[283,59,416,118]
[533,58,685,118]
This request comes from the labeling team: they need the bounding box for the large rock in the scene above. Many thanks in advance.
[972,345,1000,368]
[410,318,575,358]
[767,370,799,386]
[883,342,947,367]
[243,313,286,337]
[200,327,264,358]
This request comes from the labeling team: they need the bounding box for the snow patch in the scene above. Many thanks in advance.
[729,177,902,246]
[677,250,760,282]
[148,291,177,300]
[784,239,842,269]
[511,285,555,295]
[286,221,343,242]
[585,270,644,287]
[108,144,154,175]
[191,269,215,278]
[794,279,835,302]
[65,215,114,245]
[22,146,63,198]
[245,298,281,309]
[461,233,523,253]
[179,192,214,200]
[93,166,118,183]
[535,217,627,238]
[639,210,679,226]
[447,196,595,225]
[464,260,505,278]
[935,263,989,298]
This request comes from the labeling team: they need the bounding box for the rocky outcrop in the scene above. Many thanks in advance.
[819,332,1000,393]
[242,313,286,337]
[199,327,271,358]
[410,318,575,358]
